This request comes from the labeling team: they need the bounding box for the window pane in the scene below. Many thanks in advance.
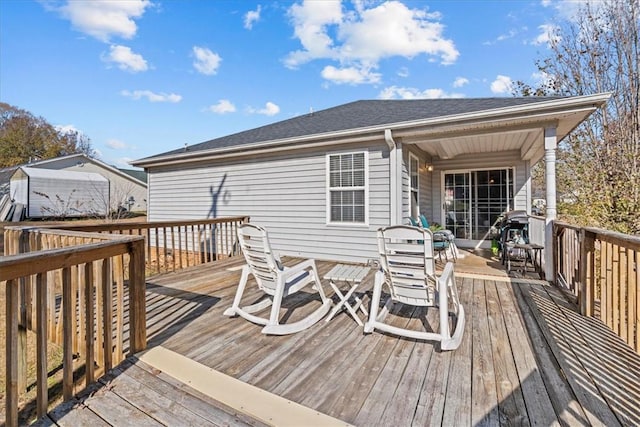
[354,169,365,186]
[354,206,365,222]
[331,191,341,204]
[353,153,364,169]
[331,206,341,221]
[341,154,353,170]
[343,190,353,204]
[342,171,353,187]
[330,172,340,187]
[343,206,354,221]
[330,155,340,170]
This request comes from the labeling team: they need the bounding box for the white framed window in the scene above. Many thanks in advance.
[409,153,419,218]
[326,151,368,225]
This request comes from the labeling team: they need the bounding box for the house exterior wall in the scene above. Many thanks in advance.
[30,157,147,212]
[147,142,391,263]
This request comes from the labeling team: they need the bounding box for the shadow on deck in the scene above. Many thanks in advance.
[35,253,640,426]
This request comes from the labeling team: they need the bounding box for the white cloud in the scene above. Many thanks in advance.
[120,90,182,103]
[321,65,381,85]
[490,75,513,94]
[285,0,343,67]
[452,77,469,88]
[285,1,458,84]
[55,124,80,134]
[397,67,409,78]
[208,99,236,114]
[57,0,152,42]
[192,46,222,75]
[541,0,590,21]
[483,29,519,45]
[103,45,148,72]
[248,102,280,116]
[115,157,134,167]
[378,85,464,99]
[106,139,127,150]
[532,24,559,46]
[244,5,261,29]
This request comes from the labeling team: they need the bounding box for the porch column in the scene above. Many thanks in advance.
[544,126,558,281]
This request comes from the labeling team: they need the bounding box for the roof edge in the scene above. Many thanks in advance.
[132,92,612,168]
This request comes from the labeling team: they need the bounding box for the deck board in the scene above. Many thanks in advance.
[34,256,640,426]
[470,278,499,427]
[441,276,473,426]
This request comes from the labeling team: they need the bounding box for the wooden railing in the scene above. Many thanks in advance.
[38,216,250,275]
[1,227,146,426]
[554,221,640,352]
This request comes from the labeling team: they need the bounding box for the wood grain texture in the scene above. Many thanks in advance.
[24,256,640,427]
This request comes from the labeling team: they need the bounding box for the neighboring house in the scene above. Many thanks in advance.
[1,154,147,213]
[132,95,610,278]
[11,167,109,218]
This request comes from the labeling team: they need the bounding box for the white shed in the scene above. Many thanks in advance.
[10,167,109,218]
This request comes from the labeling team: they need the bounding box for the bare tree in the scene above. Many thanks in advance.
[516,0,639,234]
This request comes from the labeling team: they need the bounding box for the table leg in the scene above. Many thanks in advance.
[340,284,364,326]
[325,281,364,325]
[325,281,346,322]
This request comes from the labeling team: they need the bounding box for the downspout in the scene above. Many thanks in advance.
[385,129,402,226]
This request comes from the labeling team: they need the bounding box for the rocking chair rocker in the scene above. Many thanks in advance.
[223,224,332,335]
[364,225,465,350]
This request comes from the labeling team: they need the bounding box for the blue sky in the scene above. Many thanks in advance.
[0,0,579,168]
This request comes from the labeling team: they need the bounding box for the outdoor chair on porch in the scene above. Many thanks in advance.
[223,224,332,335]
[409,215,458,262]
[364,225,465,350]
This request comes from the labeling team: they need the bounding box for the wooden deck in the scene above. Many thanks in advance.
[36,255,640,426]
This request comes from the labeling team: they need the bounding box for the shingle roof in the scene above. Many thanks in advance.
[118,168,148,183]
[139,97,563,161]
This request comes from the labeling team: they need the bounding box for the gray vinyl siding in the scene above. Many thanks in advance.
[429,150,529,224]
[147,143,391,263]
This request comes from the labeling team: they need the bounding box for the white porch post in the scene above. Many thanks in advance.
[544,126,558,281]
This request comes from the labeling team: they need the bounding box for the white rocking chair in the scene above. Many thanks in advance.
[223,224,332,335]
[363,225,465,350]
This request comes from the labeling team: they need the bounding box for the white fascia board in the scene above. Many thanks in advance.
[133,92,612,169]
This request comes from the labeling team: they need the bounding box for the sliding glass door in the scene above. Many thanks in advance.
[443,168,514,241]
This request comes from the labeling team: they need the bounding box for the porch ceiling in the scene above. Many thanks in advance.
[395,106,595,163]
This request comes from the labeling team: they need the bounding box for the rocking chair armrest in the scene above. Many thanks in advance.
[281,258,317,279]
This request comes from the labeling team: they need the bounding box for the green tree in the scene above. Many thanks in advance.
[516,0,639,234]
[0,102,95,167]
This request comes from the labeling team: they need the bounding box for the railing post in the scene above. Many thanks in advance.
[579,229,596,316]
[5,279,19,427]
[17,230,28,393]
[128,239,147,354]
